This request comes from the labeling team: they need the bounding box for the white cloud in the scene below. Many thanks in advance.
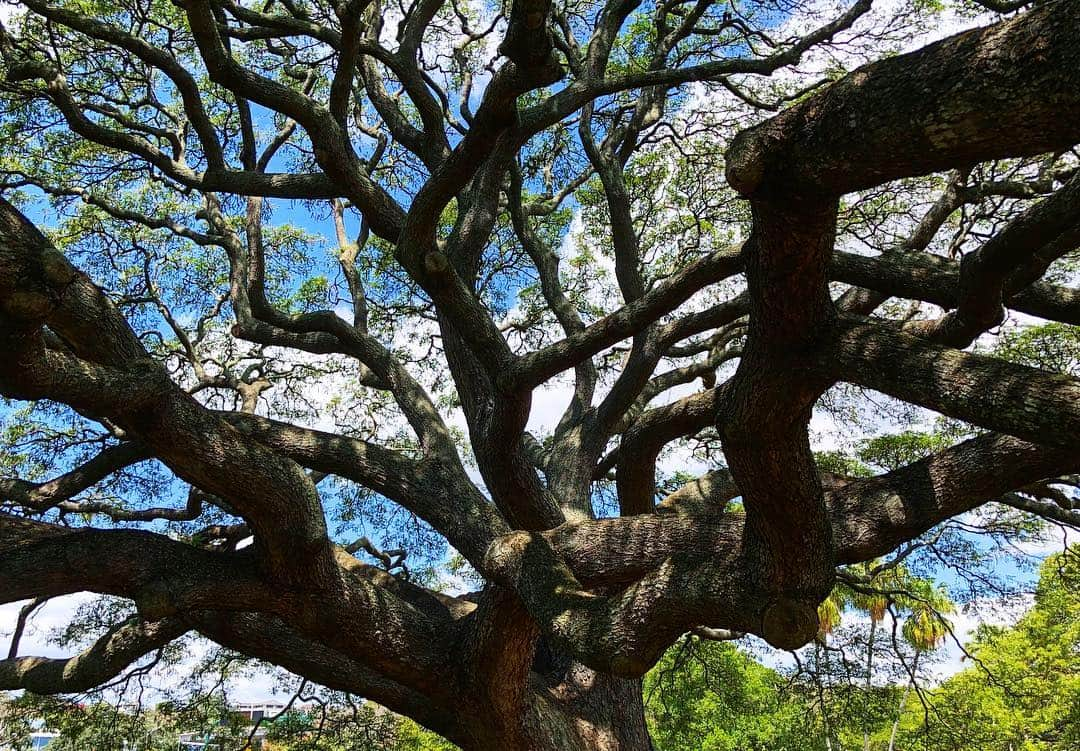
[0,594,98,661]
[928,593,1032,681]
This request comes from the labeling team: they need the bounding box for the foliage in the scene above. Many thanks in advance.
[899,547,1080,751]
[644,640,817,751]
[0,0,1078,748]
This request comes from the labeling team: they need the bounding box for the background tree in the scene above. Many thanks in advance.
[898,546,1080,751]
[1,0,1079,749]
[644,638,814,751]
[887,582,954,751]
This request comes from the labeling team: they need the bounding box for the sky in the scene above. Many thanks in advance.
[1,0,1075,708]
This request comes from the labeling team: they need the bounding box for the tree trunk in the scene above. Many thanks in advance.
[815,641,836,751]
[864,619,878,751]
[887,650,921,751]
[468,662,655,751]
[524,664,654,751]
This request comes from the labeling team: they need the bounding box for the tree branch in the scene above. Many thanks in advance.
[826,316,1080,450]
[0,616,188,694]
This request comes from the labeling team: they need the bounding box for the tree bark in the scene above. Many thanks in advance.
[514,665,655,751]
[4,3,1080,750]
[451,596,656,751]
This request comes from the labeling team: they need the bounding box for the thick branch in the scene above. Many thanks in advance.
[0,199,334,586]
[829,433,1080,562]
[726,0,1080,198]
[485,432,1077,674]
[829,250,1080,326]
[907,170,1080,345]
[0,516,272,611]
[512,248,743,387]
[190,610,464,743]
[0,617,188,694]
[826,317,1080,450]
[223,413,505,564]
[0,442,150,511]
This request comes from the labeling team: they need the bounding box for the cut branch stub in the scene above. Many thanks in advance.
[761,599,820,651]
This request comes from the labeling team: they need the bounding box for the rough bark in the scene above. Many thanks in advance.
[1,1,1079,748]
[521,667,654,751]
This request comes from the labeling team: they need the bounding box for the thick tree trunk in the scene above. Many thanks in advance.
[462,661,654,751]
[518,665,654,751]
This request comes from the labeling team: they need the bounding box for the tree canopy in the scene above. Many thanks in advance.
[0,0,1078,748]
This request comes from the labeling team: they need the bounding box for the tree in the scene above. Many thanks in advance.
[644,638,814,751]
[1,695,188,751]
[886,581,954,751]
[0,0,1078,748]
[899,546,1080,751]
[846,563,896,751]
[261,705,456,750]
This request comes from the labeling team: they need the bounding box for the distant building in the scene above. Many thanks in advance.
[178,725,268,750]
[178,731,220,749]
[230,702,289,724]
[2,699,302,749]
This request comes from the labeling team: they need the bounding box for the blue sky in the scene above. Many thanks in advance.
[2,0,1075,706]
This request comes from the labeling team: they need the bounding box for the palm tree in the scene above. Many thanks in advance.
[810,569,955,751]
[846,562,895,751]
[817,588,848,643]
[813,585,854,751]
[886,581,955,751]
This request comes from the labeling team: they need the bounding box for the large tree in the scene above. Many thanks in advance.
[0,0,1078,748]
